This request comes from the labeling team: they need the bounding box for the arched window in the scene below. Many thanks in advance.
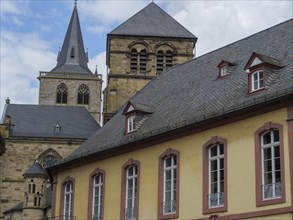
[130,49,138,73]
[77,84,90,105]
[121,160,140,220]
[203,137,227,214]
[38,149,62,169]
[255,122,285,206]
[130,48,148,74]
[42,155,58,168]
[158,149,179,219]
[56,83,67,104]
[156,50,173,74]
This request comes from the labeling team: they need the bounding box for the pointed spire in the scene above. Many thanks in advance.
[51,4,92,74]
[95,65,98,75]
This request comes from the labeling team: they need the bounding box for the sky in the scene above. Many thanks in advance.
[0,0,292,114]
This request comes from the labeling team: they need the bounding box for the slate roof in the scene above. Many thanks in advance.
[23,161,48,178]
[1,104,100,139]
[50,5,92,74]
[53,19,293,166]
[109,2,196,39]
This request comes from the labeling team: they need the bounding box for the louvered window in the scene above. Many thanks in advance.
[140,50,147,73]
[130,49,138,73]
[56,83,68,104]
[77,84,90,105]
[156,50,173,74]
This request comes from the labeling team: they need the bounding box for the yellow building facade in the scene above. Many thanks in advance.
[50,105,293,220]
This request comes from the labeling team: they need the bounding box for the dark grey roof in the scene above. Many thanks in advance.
[50,6,92,74]
[1,104,100,139]
[58,19,293,165]
[23,161,48,178]
[109,2,196,39]
[3,202,23,214]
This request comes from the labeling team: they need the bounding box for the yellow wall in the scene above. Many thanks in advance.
[54,107,292,219]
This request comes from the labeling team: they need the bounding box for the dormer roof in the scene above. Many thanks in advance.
[217,60,235,68]
[50,5,92,74]
[244,52,283,70]
[123,101,153,115]
[109,2,197,40]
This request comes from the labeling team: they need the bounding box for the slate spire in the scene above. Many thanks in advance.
[51,4,92,74]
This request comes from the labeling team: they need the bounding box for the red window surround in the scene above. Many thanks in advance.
[158,148,180,220]
[255,122,286,207]
[88,168,105,220]
[120,159,141,220]
[248,66,266,94]
[60,176,75,219]
[203,136,228,214]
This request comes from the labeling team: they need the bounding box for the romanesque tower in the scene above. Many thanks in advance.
[103,2,197,122]
[38,5,102,122]
[22,161,48,220]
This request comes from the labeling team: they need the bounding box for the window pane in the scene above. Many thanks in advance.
[263,132,271,144]
[273,130,279,142]
[274,145,280,158]
[263,148,271,160]
[166,170,171,180]
[166,180,171,191]
[211,171,217,182]
[264,172,273,184]
[165,157,172,167]
[210,160,217,171]
[275,158,280,170]
[275,171,281,182]
[219,144,224,155]
[211,183,217,194]
[210,146,217,157]
[220,170,224,181]
[264,160,272,172]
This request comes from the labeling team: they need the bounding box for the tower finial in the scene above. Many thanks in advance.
[74,0,77,6]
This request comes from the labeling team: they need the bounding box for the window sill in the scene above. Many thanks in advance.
[256,196,285,207]
[158,212,178,220]
[203,205,227,214]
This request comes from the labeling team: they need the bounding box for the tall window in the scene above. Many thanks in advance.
[203,137,227,214]
[261,130,281,199]
[93,174,103,220]
[56,83,67,104]
[125,165,138,219]
[121,160,140,220]
[77,84,90,105]
[255,122,285,206]
[130,48,147,74]
[156,50,173,74]
[158,149,179,219]
[251,70,264,92]
[208,144,224,208]
[64,182,73,220]
[89,169,105,220]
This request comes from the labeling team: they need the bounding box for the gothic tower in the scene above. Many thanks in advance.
[38,5,102,123]
[22,161,48,220]
[103,2,197,122]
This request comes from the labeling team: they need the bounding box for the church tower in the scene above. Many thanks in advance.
[103,2,197,122]
[22,161,48,220]
[38,5,102,122]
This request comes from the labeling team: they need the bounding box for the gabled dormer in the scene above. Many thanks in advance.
[244,52,283,93]
[217,60,235,78]
[123,101,153,134]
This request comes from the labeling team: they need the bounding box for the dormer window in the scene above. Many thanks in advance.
[251,70,264,92]
[220,66,228,77]
[217,60,234,78]
[127,115,136,133]
[244,52,283,94]
[123,101,153,134]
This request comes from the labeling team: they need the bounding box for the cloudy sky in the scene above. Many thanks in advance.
[0,0,292,114]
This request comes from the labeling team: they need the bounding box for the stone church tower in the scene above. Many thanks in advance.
[38,5,102,123]
[103,2,197,122]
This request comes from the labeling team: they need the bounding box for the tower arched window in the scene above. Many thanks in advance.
[77,84,90,105]
[56,83,68,104]
[156,50,174,74]
[130,49,138,73]
[130,48,148,74]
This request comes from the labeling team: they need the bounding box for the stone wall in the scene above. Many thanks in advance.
[0,138,83,220]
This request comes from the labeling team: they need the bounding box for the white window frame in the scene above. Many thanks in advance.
[163,155,177,215]
[208,144,224,208]
[251,70,264,92]
[64,182,73,220]
[220,66,228,77]
[261,130,281,200]
[125,165,138,220]
[127,115,136,133]
[92,174,103,220]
